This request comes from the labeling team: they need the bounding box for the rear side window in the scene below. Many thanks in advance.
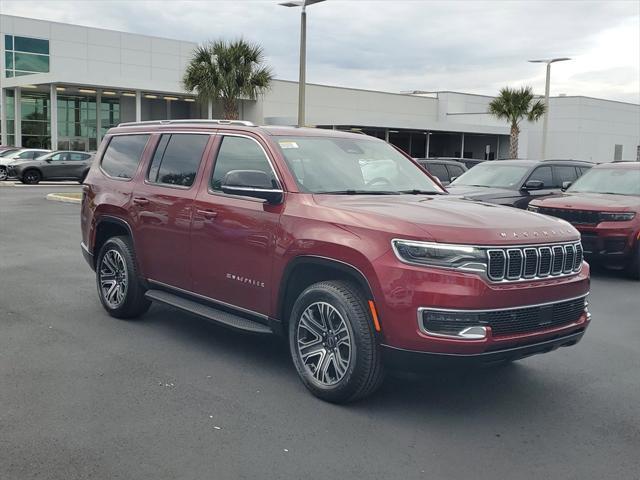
[426,163,449,182]
[211,136,278,191]
[527,166,553,188]
[553,166,578,185]
[147,134,209,187]
[101,135,149,180]
[69,152,90,161]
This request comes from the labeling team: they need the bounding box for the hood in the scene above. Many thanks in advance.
[532,192,640,212]
[446,184,518,202]
[312,194,578,246]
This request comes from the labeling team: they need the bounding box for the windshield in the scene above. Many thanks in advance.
[568,167,640,195]
[450,162,530,189]
[0,149,18,158]
[275,136,444,194]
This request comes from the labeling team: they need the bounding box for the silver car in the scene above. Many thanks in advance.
[6,150,94,184]
[0,148,51,180]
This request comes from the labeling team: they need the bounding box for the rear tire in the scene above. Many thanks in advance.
[22,169,41,184]
[289,281,384,403]
[96,236,150,319]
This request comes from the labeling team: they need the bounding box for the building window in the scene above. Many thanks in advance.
[4,35,50,77]
[21,92,51,149]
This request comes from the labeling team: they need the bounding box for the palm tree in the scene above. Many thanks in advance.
[488,86,546,159]
[183,39,273,120]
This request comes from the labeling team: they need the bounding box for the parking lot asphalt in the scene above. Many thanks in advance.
[1,186,639,480]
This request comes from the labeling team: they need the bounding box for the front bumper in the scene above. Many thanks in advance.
[578,225,638,265]
[382,328,586,370]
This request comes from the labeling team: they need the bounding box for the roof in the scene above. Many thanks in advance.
[593,161,640,170]
[490,159,594,167]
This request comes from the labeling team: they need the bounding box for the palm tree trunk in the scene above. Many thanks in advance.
[223,98,239,120]
[509,124,520,159]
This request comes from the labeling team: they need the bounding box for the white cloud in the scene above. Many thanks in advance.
[1,0,638,102]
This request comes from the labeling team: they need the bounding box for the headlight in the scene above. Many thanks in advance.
[599,212,635,222]
[527,205,540,213]
[392,239,487,273]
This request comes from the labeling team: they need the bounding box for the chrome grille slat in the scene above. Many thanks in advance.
[486,242,582,282]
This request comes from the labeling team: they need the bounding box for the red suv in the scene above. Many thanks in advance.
[529,162,640,279]
[81,120,591,402]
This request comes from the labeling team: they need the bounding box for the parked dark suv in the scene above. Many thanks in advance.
[7,150,94,184]
[414,158,467,186]
[447,159,593,209]
[81,120,590,402]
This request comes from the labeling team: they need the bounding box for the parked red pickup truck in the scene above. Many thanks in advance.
[81,120,591,402]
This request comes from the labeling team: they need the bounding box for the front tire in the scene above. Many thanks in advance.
[289,281,384,403]
[96,236,150,319]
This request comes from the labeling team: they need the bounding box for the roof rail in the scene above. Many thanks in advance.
[117,119,255,127]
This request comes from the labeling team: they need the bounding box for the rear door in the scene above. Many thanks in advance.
[66,152,92,178]
[131,132,213,290]
[190,133,283,316]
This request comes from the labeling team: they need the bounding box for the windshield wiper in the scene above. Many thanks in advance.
[316,190,400,195]
[397,189,447,195]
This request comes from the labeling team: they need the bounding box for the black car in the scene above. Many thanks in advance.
[414,158,467,186]
[426,156,485,170]
[7,150,94,184]
[447,159,593,209]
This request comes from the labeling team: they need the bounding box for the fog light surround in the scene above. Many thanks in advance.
[419,308,488,340]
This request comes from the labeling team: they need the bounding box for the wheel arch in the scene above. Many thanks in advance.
[21,166,43,180]
[92,216,135,268]
[276,256,376,328]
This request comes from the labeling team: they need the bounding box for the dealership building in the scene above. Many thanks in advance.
[1,13,639,161]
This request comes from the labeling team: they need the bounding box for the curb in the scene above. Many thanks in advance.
[46,193,82,204]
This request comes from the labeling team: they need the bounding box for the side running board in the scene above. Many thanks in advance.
[144,289,273,334]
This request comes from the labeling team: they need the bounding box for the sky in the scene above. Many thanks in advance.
[1,0,638,103]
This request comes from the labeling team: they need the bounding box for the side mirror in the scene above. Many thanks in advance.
[523,180,544,191]
[221,170,283,204]
[45,158,52,163]
[561,181,572,191]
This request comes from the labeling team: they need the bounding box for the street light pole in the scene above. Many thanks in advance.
[280,0,326,128]
[529,57,571,159]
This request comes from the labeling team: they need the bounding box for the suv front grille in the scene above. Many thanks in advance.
[538,207,599,225]
[487,242,582,282]
[421,296,587,337]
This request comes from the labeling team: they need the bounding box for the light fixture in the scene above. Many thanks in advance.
[79,88,96,94]
[22,85,38,89]
[183,98,196,102]
[144,94,158,99]
[122,92,136,97]
[163,96,178,101]
[102,91,117,96]
[56,86,66,92]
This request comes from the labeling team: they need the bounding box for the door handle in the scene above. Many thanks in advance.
[196,209,218,219]
[132,197,149,206]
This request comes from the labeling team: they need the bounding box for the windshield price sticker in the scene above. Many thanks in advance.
[279,141,299,149]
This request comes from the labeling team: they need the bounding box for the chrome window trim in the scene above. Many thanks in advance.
[147,279,269,320]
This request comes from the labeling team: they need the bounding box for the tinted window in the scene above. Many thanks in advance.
[69,152,90,161]
[147,134,209,187]
[447,164,465,179]
[427,163,449,182]
[101,135,149,179]
[527,166,553,188]
[554,166,578,185]
[49,153,65,161]
[211,136,277,191]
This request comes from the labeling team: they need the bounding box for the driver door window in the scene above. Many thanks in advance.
[211,136,278,192]
[527,166,553,188]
